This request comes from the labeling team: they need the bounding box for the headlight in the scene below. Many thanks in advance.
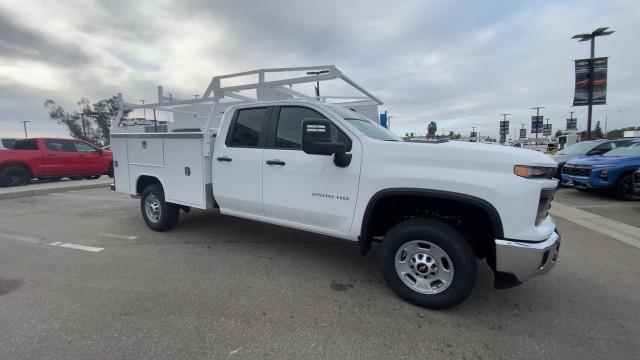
[598,170,609,180]
[514,165,555,179]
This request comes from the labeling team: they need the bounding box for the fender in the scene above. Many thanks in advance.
[358,188,504,255]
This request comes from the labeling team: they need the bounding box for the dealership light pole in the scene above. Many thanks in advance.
[499,113,510,143]
[531,106,545,144]
[306,70,330,97]
[140,99,147,120]
[21,120,30,138]
[572,27,614,140]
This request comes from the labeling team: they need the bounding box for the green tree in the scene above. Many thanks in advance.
[45,96,120,146]
[427,121,437,138]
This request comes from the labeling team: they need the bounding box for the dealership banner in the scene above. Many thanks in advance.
[499,120,509,135]
[519,128,527,139]
[531,116,543,134]
[543,123,552,137]
[566,118,577,130]
[573,57,608,106]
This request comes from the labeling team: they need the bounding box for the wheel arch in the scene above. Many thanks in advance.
[135,174,166,195]
[0,161,34,177]
[358,188,504,255]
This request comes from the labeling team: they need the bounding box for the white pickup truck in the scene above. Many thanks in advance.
[110,66,560,309]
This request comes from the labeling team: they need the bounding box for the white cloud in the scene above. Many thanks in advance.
[0,0,638,139]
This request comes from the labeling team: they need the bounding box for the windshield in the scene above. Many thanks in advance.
[344,118,401,141]
[556,141,598,155]
[603,143,640,157]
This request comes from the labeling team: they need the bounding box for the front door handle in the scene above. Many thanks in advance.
[216,156,232,162]
[266,160,285,166]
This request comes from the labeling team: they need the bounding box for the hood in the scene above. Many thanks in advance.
[371,140,556,174]
[568,155,636,166]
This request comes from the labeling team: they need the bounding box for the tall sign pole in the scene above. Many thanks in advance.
[572,27,614,140]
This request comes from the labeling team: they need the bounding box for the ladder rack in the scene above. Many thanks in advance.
[112,65,382,130]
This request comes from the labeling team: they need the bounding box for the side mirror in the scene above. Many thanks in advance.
[301,119,346,155]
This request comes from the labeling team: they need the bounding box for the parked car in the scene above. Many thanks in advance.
[561,140,640,200]
[551,139,634,183]
[633,169,640,198]
[110,66,561,310]
[0,138,113,187]
[0,138,16,150]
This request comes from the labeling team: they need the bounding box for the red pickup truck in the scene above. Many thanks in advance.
[0,138,113,187]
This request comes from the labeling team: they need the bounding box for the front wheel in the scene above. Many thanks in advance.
[615,175,636,201]
[0,166,31,187]
[382,218,477,310]
[140,183,179,231]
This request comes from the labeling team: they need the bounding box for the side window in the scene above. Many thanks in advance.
[276,107,326,149]
[13,139,38,150]
[45,139,75,152]
[73,141,97,152]
[275,106,352,151]
[228,108,267,147]
[592,143,614,153]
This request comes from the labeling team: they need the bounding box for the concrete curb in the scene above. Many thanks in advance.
[0,182,111,200]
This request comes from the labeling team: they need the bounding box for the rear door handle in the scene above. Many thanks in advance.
[216,156,232,162]
[266,160,285,166]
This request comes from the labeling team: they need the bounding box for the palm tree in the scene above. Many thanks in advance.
[427,121,437,138]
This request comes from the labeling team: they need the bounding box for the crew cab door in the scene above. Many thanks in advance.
[261,106,361,236]
[212,107,270,217]
[42,139,77,176]
[71,140,103,174]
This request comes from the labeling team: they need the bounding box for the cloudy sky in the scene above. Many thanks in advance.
[0,0,638,139]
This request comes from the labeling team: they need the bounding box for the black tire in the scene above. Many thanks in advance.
[49,177,62,182]
[615,175,636,201]
[70,176,84,180]
[382,218,477,310]
[140,183,179,231]
[0,166,32,187]
[107,163,114,178]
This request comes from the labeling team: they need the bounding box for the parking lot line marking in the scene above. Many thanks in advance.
[0,233,43,244]
[551,202,640,249]
[58,243,104,252]
[98,233,138,240]
[49,242,62,246]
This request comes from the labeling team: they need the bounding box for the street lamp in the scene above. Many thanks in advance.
[604,110,622,136]
[306,70,330,97]
[572,27,614,140]
[21,120,30,138]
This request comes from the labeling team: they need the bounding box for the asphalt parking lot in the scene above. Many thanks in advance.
[1,188,639,359]
[554,186,640,228]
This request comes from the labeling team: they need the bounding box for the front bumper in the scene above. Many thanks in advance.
[494,231,560,286]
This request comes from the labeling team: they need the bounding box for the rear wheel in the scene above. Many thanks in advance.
[615,175,636,201]
[0,166,31,187]
[382,218,477,310]
[141,183,179,231]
